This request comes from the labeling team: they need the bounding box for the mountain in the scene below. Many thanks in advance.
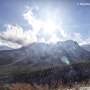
[0,40,90,69]
[82,44,90,52]
[0,45,13,51]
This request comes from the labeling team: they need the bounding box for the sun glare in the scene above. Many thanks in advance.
[49,34,60,43]
[43,20,56,34]
[41,19,60,43]
[24,7,61,43]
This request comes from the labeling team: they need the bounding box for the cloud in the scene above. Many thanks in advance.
[23,6,69,43]
[0,24,37,48]
[23,7,42,32]
[79,38,90,45]
[0,39,22,49]
[0,7,42,48]
[0,6,90,49]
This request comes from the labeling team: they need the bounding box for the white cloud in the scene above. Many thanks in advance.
[23,8,42,32]
[80,38,90,45]
[0,24,37,48]
[0,6,90,49]
[0,39,21,49]
[23,7,69,43]
[73,33,83,43]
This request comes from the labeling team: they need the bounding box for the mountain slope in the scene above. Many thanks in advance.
[82,44,90,51]
[0,40,90,69]
[0,45,13,51]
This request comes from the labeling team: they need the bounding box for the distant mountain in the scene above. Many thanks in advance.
[0,45,13,51]
[0,40,90,69]
[82,44,90,52]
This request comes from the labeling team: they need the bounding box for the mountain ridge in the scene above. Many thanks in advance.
[0,40,90,69]
[0,45,13,51]
[82,44,90,52]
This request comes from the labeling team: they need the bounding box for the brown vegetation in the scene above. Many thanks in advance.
[8,81,90,90]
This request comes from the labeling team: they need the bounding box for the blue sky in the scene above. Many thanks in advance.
[0,0,90,48]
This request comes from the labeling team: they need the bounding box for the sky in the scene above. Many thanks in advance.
[0,0,90,48]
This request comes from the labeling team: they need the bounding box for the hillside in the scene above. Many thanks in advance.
[0,40,90,69]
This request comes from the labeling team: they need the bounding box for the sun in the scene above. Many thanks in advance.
[41,19,60,43]
[43,20,56,34]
